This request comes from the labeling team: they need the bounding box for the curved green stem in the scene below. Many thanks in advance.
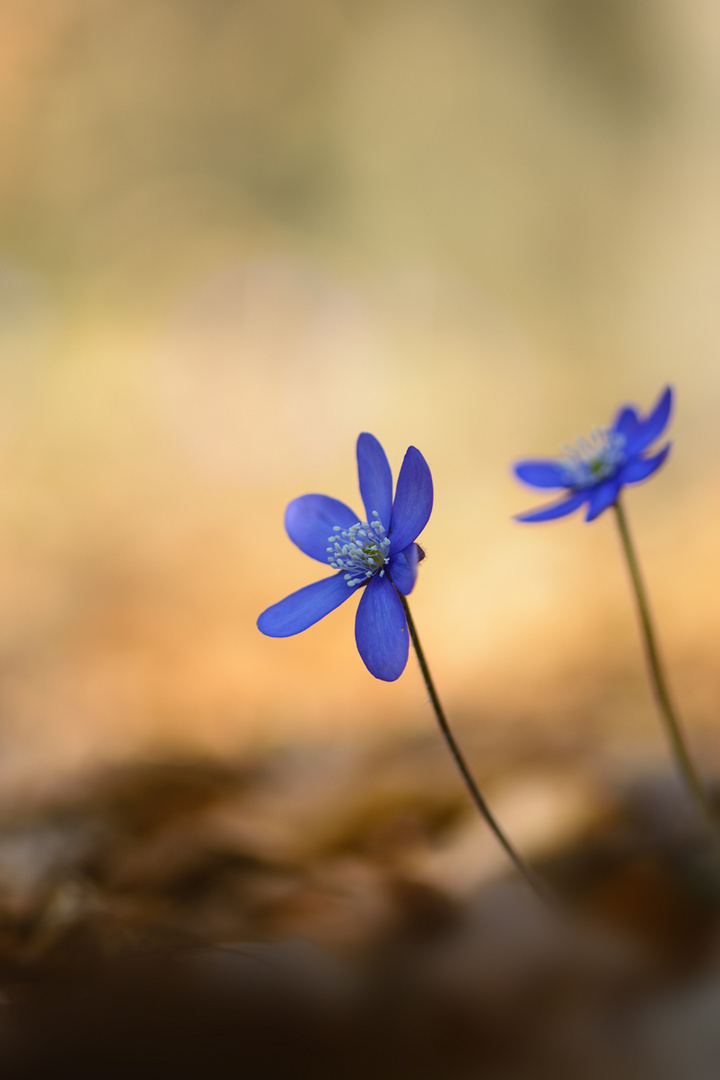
[397,589,553,904]
[613,498,716,834]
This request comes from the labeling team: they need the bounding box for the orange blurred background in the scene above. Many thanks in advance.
[0,0,719,798]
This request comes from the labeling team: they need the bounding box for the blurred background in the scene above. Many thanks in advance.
[0,0,718,798]
[5,7,720,1074]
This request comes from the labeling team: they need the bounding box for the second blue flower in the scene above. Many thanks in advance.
[514,386,673,523]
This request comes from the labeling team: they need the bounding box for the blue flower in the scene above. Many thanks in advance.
[514,386,673,523]
[257,433,433,681]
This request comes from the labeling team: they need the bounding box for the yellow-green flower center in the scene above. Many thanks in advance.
[327,512,391,587]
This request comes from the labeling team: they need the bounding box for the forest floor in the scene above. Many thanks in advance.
[0,720,718,1078]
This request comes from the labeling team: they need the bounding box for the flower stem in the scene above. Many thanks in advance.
[397,589,552,903]
[613,498,716,833]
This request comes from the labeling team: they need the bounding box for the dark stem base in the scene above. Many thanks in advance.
[396,588,553,904]
[613,498,717,838]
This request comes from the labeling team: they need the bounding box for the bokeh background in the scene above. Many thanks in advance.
[0,0,719,801]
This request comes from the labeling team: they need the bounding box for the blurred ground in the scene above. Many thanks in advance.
[0,735,720,1077]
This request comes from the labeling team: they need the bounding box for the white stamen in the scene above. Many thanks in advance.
[560,427,626,488]
[327,513,391,587]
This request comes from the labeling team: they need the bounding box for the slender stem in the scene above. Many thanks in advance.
[613,498,716,832]
[396,589,552,903]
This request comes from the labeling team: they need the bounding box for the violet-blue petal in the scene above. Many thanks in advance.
[585,476,622,522]
[357,433,393,530]
[515,490,587,523]
[354,574,409,681]
[514,460,570,489]
[620,442,671,484]
[388,544,419,596]
[612,406,640,440]
[389,446,433,554]
[626,386,673,455]
[285,495,360,563]
[257,572,355,637]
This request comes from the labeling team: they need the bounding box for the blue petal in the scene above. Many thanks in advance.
[354,574,409,681]
[513,460,569,489]
[285,495,360,563]
[611,406,640,440]
[514,491,587,524]
[357,433,393,530]
[388,544,419,596]
[620,442,671,484]
[626,386,673,455]
[389,446,433,554]
[585,476,621,521]
[257,572,356,637]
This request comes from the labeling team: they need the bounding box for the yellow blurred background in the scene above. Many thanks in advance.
[0,0,719,798]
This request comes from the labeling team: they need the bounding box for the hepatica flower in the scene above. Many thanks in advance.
[257,434,432,681]
[512,383,717,843]
[258,433,552,897]
[514,386,673,523]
